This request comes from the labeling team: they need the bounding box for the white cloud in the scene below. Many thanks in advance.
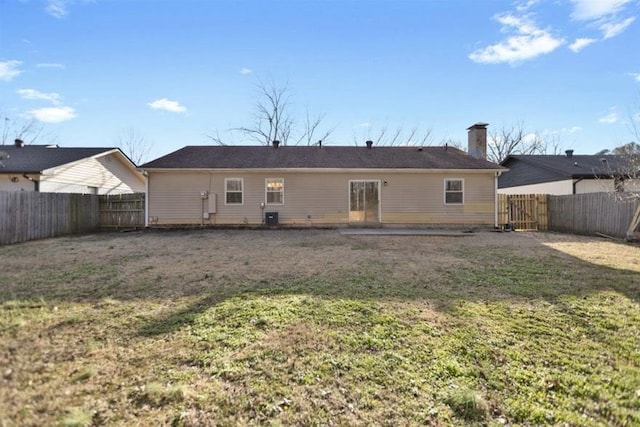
[630,73,640,82]
[469,14,564,64]
[147,98,187,113]
[240,67,253,75]
[569,37,597,52]
[600,16,635,38]
[46,0,68,18]
[17,88,62,105]
[516,0,540,12]
[565,126,583,134]
[599,108,619,124]
[36,63,65,69]
[522,132,540,145]
[570,0,636,39]
[356,122,371,128]
[0,60,23,82]
[570,0,632,21]
[28,106,76,123]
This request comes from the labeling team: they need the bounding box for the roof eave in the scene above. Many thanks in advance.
[140,167,506,173]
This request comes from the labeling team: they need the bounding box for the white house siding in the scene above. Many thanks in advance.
[498,180,573,195]
[575,179,615,193]
[147,170,497,226]
[0,174,36,191]
[39,154,144,194]
[498,178,636,195]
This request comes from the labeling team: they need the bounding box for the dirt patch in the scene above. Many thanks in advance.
[2,229,637,303]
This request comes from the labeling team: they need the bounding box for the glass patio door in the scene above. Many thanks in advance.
[349,181,380,224]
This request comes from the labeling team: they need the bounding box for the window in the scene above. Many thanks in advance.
[444,179,463,204]
[225,178,243,204]
[266,178,284,204]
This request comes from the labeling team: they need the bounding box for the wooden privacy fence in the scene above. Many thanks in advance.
[99,193,145,229]
[0,192,99,245]
[498,194,549,231]
[0,192,146,245]
[548,193,639,238]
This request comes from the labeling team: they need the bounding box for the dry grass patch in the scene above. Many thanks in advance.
[1,229,639,425]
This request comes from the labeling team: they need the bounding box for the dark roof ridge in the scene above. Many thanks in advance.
[505,155,573,177]
[140,145,504,170]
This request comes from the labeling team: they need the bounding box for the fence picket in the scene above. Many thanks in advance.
[548,192,638,238]
[0,192,145,245]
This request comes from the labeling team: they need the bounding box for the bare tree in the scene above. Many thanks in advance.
[207,80,333,146]
[352,125,433,146]
[487,122,550,163]
[118,127,152,165]
[611,141,640,156]
[439,137,464,150]
[596,142,640,200]
[623,101,640,239]
[295,109,334,146]
[238,80,294,145]
[1,114,47,145]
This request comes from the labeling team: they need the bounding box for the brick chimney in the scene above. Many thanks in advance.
[467,123,488,160]
[365,140,373,149]
[14,139,24,148]
[272,140,280,149]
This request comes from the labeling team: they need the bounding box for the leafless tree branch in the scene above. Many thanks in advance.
[1,114,49,146]
[352,124,433,147]
[487,122,555,163]
[207,80,332,146]
[118,127,152,166]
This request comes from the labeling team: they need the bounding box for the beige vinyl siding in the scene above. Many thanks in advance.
[148,172,211,222]
[148,170,497,226]
[39,153,144,194]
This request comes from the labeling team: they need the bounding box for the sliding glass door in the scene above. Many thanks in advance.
[349,181,380,224]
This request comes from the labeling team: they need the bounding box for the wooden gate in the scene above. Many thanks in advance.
[498,194,548,231]
[99,193,145,229]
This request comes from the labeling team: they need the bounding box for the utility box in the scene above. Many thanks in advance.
[265,212,279,226]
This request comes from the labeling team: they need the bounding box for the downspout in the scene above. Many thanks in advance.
[572,178,583,195]
[22,173,39,191]
[494,171,502,228]
[143,171,149,227]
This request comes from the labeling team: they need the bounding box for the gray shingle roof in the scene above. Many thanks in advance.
[499,154,632,188]
[140,145,504,170]
[0,145,120,173]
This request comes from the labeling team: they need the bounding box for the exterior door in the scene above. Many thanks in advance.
[349,181,380,224]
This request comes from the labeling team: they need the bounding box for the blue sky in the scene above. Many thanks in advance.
[1,0,639,162]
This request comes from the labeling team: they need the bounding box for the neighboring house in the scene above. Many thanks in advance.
[139,123,506,228]
[0,140,145,194]
[498,150,640,195]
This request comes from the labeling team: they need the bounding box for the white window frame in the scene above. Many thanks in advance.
[265,178,284,205]
[225,178,244,205]
[444,178,464,205]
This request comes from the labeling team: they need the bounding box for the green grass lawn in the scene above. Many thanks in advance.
[0,230,639,426]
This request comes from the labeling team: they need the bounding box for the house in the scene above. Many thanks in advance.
[0,140,145,194]
[139,123,506,228]
[498,150,639,195]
